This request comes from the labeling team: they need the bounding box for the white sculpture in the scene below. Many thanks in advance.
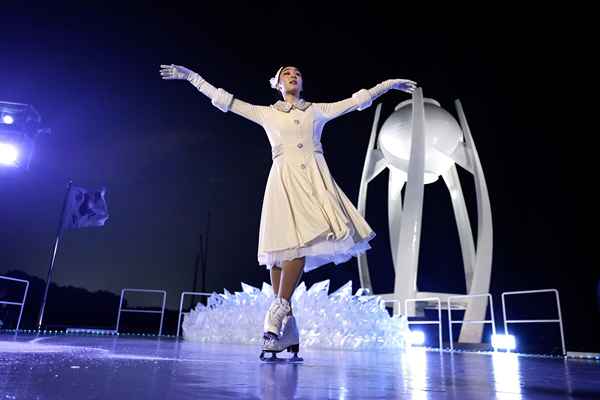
[357,88,493,343]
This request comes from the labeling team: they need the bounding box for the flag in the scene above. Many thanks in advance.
[61,186,109,230]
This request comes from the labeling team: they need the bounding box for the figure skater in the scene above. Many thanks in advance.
[160,64,416,361]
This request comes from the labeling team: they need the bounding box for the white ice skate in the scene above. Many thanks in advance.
[262,297,291,338]
[260,315,303,363]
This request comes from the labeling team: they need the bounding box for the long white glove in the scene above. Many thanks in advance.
[160,64,233,112]
[391,79,418,94]
[160,64,193,80]
[353,78,418,111]
[368,78,417,100]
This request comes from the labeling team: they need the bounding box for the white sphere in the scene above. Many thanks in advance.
[378,98,463,183]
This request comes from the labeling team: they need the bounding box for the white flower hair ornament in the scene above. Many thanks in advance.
[269,66,285,90]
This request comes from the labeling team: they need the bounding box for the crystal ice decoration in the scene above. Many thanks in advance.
[182,280,410,350]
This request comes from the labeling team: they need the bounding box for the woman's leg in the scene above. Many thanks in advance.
[270,266,282,295]
[262,258,304,339]
[278,257,305,302]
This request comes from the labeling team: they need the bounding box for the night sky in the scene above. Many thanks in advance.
[1,5,593,349]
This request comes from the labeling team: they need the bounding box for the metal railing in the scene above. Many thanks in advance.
[404,297,443,351]
[448,293,496,351]
[176,291,213,337]
[0,275,30,331]
[115,289,167,336]
[501,289,566,355]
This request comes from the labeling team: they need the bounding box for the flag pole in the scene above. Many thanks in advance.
[189,232,203,309]
[37,180,73,330]
[201,210,210,293]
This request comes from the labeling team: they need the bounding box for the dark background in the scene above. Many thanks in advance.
[0,4,593,351]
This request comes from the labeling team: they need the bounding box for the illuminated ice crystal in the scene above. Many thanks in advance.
[182,280,410,350]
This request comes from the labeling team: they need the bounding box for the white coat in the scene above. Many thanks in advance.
[188,74,398,272]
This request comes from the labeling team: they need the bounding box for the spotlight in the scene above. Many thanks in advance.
[492,334,517,351]
[0,142,19,165]
[409,330,426,346]
[0,101,49,171]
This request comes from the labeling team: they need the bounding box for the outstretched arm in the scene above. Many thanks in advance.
[160,64,265,125]
[316,79,417,121]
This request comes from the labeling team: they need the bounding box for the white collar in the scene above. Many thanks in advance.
[271,99,312,113]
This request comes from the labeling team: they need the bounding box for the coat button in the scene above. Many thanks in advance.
[293,119,300,124]
[297,143,303,148]
[300,163,306,169]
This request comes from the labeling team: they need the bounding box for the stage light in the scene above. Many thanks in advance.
[0,101,49,170]
[409,330,426,346]
[0,142,19,166]
[492,334,516,351]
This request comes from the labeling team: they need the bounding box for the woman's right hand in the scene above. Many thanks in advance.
[160,64,193,80]
[391,79,418,94]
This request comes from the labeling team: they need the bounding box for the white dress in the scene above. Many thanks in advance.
[188,74,398,272]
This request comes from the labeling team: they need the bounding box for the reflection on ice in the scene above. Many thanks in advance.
[492,352,522,400]
[0,340,108,354]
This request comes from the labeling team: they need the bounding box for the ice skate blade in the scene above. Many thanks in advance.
[259,351,303,363]
[260,351,284,363]
[287,354,304,363]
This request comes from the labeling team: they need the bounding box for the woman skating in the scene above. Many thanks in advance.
[160,64,416,361]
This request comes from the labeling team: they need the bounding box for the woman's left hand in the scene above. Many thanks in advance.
[391,79,418,94]
[160,64,193,80]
